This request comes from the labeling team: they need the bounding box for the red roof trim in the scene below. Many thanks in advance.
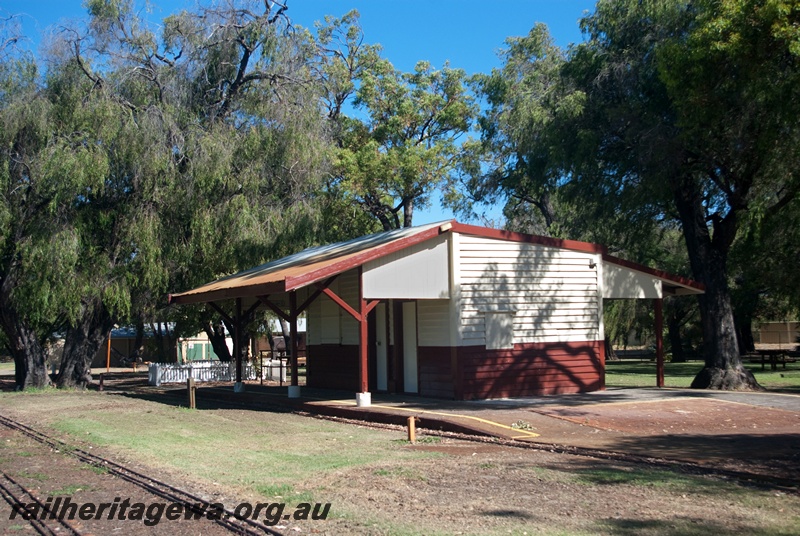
[450,222,608,255]
[602,254,705,291]
[284,224,448,291]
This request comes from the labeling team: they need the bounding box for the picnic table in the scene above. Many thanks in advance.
[753,349,797,371]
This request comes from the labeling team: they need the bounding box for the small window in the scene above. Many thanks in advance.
[485,312,514,350]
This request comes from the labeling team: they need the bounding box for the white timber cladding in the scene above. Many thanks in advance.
[363,234,450,299]
[448,231,463,347]
[457,234,602,346]
[485,311,515,349]
[338,269,360,344]
[305,269,360,345]
[602,262,663,299]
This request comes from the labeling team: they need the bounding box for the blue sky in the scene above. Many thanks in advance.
[3,0,596,225]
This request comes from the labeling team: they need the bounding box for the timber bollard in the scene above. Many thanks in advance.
[407,416,417,444]
[98,374,104,392]
[187,377,196,409]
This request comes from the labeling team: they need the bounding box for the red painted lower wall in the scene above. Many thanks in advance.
[307,340,605,399]
[457,340,605,400]
[306,344,360,391]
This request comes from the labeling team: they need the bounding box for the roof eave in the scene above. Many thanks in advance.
[603,253,705,294]
[283,222,452,291]
[168,280,286,306]
[450,222,607,254]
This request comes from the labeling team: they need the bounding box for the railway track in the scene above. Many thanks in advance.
[136,383,800,494]
[0,470,82,536]
[0,414,281,535]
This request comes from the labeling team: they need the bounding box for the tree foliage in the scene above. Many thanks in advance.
[469,0,800,389]
[1,0,331,389]
[314,11,477,230]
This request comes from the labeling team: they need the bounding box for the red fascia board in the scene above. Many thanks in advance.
[450,222,608,255]
[284,224,449,291]
[602,254,705,291]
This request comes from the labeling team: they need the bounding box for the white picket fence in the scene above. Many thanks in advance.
[148,359,287,386]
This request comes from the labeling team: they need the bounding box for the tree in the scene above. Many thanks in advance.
[2,0,331,389]
[157,0,330,362]
[314,11,477,230]
[463,24,570,235]
[471,0,800,389]
[0,22,97,389]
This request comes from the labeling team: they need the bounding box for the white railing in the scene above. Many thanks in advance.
[262,358,287,382]
[148,360,258,386]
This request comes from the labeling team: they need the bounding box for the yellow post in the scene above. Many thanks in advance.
[407,416,416,444]
[106,334,111,373]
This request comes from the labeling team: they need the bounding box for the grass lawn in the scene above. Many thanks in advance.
[1,389,798,535]
[606,358,800,391]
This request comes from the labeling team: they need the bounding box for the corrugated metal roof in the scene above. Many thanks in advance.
[169,221,450,305]
[168,219,703,306]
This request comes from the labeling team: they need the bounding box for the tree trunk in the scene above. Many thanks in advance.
[220,315,252,362]
[604,336,619,361]
[735,315,756,355]
[0,275,50,390]
[57,301,113,389]
[667,311,685,363]
[1,309,50,390]
[672,177,761,390]
[403,197,413,228]
[204,319,232,361]
[129,321,146,362]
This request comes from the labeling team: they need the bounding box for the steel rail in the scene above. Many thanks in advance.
[0,471,82,536]
[0,415,281,535]
[138,384,800,495]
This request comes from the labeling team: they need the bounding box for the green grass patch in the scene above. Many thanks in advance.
[86,464,109,475]
[254,483,314,503]
[20,471,49,481]
[50,484,90,495]
[0,361,15,375]
[573,467,717,490]
[49,401,437,500]
[392,435,442,445]
[606,360,800,390]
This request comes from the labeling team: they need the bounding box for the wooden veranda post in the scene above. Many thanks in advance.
[234,298,244,392]
[655,298,664,388]
[289,291,300,397]
[358,267,370,403]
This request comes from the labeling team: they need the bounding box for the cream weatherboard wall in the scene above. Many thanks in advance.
[455,234,604,347]
[306,268,361,346]
[308,232,606,349]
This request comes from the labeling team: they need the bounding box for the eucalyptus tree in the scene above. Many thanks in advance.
[313,11,477,231]
[0,29,63,388]
[471,0,800,389]
[1,0,331,389]
[157,0,330,357]
[577,0,799,389]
